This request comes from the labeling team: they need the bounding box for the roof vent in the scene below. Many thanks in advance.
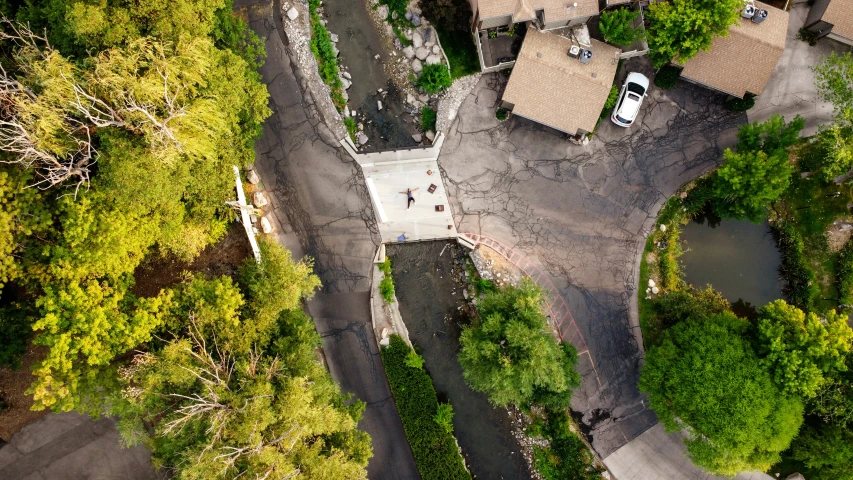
[751,9,768,23]
[568,45,581,58]
[741,4,756,19]
[579,49,593,64]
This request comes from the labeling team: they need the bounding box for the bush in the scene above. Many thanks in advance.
[725,93,756,112]
[0,304,33,369]
[604,84,620,110]
[420,0,473,33]
[532,410,603,480]
[307,0,345,109]
[495,107,508,121]
[378,257,395,303]
[421,107,437,131]
[599,8,644,46]
[654,65,681,89]
[836,238,853,306]
[344,116,357,142]
[381,335,470,480]
[433,402,454,434]
[771,220,818,311]
[405,349,425,369]
[417,64,452,94]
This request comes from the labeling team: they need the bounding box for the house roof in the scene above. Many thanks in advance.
[681,2,789,98]
[824,0,853,40]
[479,0,599,24]
[502,28,621,135]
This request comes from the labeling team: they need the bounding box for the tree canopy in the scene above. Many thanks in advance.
[646,0,743,68]
[639,311,803,476]
[458,279,580,409]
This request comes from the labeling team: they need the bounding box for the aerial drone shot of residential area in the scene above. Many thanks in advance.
[1,0,853,479]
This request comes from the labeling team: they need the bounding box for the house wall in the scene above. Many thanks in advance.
[479,15,513,30]
[542,15,594,30]
[827,31,853,46]
[804,0,832,30]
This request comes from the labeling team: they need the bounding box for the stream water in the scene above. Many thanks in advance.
[680,217,783,310]
[387,241,532,480]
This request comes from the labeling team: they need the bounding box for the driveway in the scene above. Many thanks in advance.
[438,57,745,459]
[240,1,419,479]
[748,3,852,137]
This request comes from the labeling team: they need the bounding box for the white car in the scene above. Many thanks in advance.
[611,72,650,127]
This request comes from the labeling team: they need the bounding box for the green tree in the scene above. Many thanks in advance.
[0,169,50,293]
[814,52,853,116]
[756,300,853,398]
[458,279,580,409]
[639,312,803,475]
[791,422,853,480]
[712,148,792,221]
[646,0,743,68]
[599,8,645,46]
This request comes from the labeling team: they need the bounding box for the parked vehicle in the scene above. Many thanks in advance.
[611,72,650,127]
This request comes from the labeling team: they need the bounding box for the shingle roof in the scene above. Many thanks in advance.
[824,0,853,40]
[479,0,599,23]
[681,2,789,98]
[502,28,621,135]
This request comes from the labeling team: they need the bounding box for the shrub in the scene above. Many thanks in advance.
[405,349,425,369]
[378,257,395,303]
[654,65,681,89]
[0,304,33,369]
[599,8,644,46]
[495,107,508,121]
[532,410,603,480]
[307,0,345,109]
[836,238,853,306]
[725,93,756,112]
[417,64,452,94]
[381,335,470,480]
[344,116,357,142]
[433,402,454,434]
[420,0,473,33]
[771,220,818,311]
[421,107,437,131]
[604,85,620,110]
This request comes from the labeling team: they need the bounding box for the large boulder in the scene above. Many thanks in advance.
[330,32,339,43]
[425,54,440,65]
[412,31,423,48]
[415,47,430,60]
[253,191,269,208]
[246,168,260,184]
[411,58,423,74]
[403,45,415,59]
[432,44,440,54]
[376,4,389,19]
[260,216,273,234]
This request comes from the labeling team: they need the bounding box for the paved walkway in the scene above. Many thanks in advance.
[0,412,160,480]
[439,59,746,461]
[240,1,419,478]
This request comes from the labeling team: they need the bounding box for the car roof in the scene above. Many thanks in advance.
[618,93,642,119]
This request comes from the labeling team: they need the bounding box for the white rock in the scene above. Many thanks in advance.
[381,327,389,339]
[648,279,656,288]
[415,47,430,60]
[246,169,260,184]
[651,286,659,294]
[286,6,299,20]
[405,10,412,21]
[660,224,667,232]
[379,336,390,346]
[411,58,423,73]
[341,77,352,90]
[407,93,415,104]
[351,109,357,117]
[344,105,350,117]
[374,53,381,60]
[411,13,422,26]
[418,94,429,103]
[260,216,273,233]
[253,191,269,208]
[330,33,339,43]
[376,4,388,19]
[403,45,415,59]
[425,130,435,141]
[356,132,369,145]
[432,44,440,54]
[412,133,423,142]
[412,31,424,48]
[425,54,440,65]
[377,100,383,111]
[342,71,351,79]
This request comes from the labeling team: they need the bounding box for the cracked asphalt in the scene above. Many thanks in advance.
[239,2,419,478]
[438,58,747,457]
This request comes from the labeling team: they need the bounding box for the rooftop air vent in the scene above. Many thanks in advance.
[741,3,756,19]
[579,49,593,64]
[568,45,581,58]
[751,9,768,23]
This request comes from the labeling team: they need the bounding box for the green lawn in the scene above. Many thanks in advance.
[436,28,480,79]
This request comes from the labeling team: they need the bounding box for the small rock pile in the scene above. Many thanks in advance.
[246,166,275,235]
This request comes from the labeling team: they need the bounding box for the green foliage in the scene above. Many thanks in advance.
[532,410,603,480]
[756,300,853,398]
[308,0,346,110]
[378,257,395,303]
[473,276,497,294]
[725,93,756,112]
[639,312,804,475]
[791,423,853,480]
[417,64,453,94]
[814,109,853,182]
[836,238,853,306]
[458,279,580,409]
[771,220,819,311]
[345,116,358,142]
[646,0,743,68]
[814,52,853,116]
[421,107,437,131]
[654,65,682,89]
[212,1,267,71]
[435,28,480,79]
[405,349,425,369]
[603,84,620,114]
[0,169,50,293]
[381,335,470,480]
[808,356,853,425]
[420,0,473,32]
[599,8,645,46]
[433,402,455,434]
[0,304,34,369]
[644,287,730,347]
[495,107,508,121]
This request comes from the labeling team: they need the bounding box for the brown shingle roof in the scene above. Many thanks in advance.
[824,0,853,40]
[681,2,789,98]
[502,28,621,135]
[479,0,598,23]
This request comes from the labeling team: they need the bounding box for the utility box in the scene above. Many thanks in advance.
[752,9,768,23]
[579,49,593,64]
[741,4,756,19]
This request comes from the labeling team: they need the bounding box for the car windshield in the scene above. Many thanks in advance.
[616,114,631,124]
[627,82,646,96]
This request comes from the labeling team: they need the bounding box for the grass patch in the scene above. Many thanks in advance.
[378,257,395,303]
[421,107,436,131]
[307,0,345,110]
[435,28,480,78]
[381,335,470,480]
[344,116,357,142]
[528,410,603,480]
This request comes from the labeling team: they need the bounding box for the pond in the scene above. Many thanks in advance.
[386,241,532,480]
[680,217,784,310]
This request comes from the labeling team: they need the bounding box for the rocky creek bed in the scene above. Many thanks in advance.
[386,241,533,479]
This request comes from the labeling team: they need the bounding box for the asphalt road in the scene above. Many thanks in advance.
[239,2,419,478]
[438,59,747,458]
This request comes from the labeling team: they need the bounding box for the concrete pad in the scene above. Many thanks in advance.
[363,160,457,242]
[749,3,852,137]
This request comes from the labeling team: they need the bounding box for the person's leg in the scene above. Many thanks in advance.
[408,197,415,208]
